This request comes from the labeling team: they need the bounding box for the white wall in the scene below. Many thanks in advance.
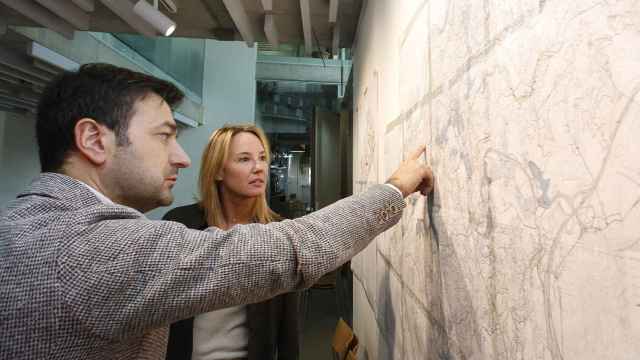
[146,40,257,219]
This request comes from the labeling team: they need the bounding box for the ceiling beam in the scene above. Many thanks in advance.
[0,104,29,115]
[0,65,48,87]
[0,82,41,103]
[98,0,157,37]
[299,0,312,55]
[0,93,37,107]
[0,99,26,108]
[264,14,279,48]
[332,20,340,56]
[260,0,278,48]
[160,0,178,13]
[329,0,339,24]
[0,94,37,114]
[0,72,21,85]
[221,0,255,47]
[71,0,95,12]
[33,59,62,75]
[0,0,75,39]
[0,44,54,82]
[260,0,272,12]
[329,0,339,55]
[34,0,90,30]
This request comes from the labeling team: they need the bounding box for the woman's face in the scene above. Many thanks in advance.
[218,132,268,199]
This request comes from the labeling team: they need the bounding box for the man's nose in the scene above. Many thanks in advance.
[171,142,191,169]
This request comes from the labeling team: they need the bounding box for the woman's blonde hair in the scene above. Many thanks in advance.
[198,124,280,227]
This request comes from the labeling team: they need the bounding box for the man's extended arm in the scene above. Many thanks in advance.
[58,184,404,340]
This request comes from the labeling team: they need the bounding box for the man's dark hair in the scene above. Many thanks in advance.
[36,63,184,172]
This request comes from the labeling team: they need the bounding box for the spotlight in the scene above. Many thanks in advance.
[133,0,176,36]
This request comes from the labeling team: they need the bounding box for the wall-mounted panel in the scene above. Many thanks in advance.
[352,1,640,359]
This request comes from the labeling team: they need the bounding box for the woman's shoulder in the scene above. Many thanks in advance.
[249,292,299,318]
[162,203,207,229]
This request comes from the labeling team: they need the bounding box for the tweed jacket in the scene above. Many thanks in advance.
[0,173,404,360]
[162,203,300,360]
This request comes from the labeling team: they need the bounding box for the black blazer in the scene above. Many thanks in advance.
[163,204,300,360]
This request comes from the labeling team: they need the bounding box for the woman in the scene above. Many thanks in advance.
[163,124,299,360]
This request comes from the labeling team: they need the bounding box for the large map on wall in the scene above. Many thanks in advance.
[352,0,640,359]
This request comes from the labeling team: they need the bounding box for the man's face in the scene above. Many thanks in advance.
[103,93,191,212]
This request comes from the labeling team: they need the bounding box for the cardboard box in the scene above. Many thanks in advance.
[332,318,359,360]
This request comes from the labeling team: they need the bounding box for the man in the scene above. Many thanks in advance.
[0,63,434,359]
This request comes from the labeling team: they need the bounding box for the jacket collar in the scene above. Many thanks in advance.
[18,172,99,202]
[17,172,141,216]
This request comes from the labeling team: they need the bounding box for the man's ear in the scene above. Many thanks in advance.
[74,118,113,166]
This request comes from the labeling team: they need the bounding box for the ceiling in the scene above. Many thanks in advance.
[0,0,362,115]
[0,0,363,56]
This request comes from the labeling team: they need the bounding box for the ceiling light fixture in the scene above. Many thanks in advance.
[133,0,177,37]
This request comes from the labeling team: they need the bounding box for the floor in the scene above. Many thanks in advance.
[299,265,353,360]
[300,287,340,360]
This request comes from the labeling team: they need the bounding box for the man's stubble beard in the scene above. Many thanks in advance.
[107,145,174,213]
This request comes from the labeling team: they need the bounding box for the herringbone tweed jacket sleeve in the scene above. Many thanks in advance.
[1,173,405,344]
